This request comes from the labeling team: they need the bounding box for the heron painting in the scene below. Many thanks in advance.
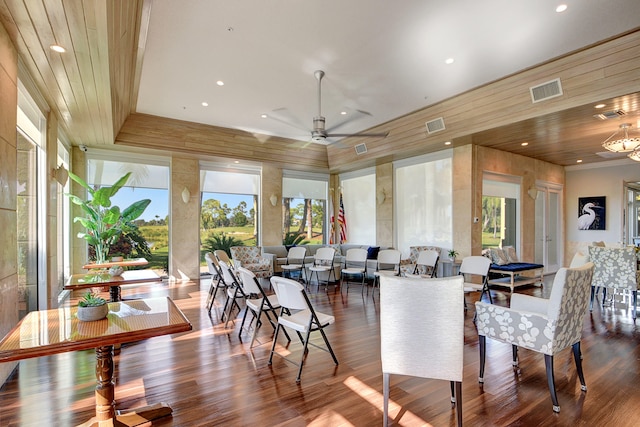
[578,196,606,230]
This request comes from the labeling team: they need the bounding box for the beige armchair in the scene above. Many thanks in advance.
[475,262,594,413]
[230,246,273,279]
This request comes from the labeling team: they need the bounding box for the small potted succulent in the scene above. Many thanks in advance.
[77,292,109,321]
[448,249,459,262]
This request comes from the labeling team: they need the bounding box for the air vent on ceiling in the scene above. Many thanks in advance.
[529,78,563,103]
[593,109,626,120]
[354,143,367,155]
[596,150,628,159]
[425,117,445,134]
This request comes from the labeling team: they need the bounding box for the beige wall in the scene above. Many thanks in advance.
[261,165,283,246]
[0,19,18,384]
[376,163,393,248]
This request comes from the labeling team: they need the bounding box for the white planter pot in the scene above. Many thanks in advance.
[77,304,109,322]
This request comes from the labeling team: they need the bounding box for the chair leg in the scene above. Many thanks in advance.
[454,381,462,427]
[295,330,313,383]
[318,326,339,365]
[479,335,486,383]
[544,354,560,413]
[633,290,637,320]
[383,373,390,427]
[268,322,281,365]
[590,286,595,311]
[238,308,250,339]
[512,345,519,367]
[572,342,587,392]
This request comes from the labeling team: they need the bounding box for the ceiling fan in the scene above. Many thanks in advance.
[306,70,388,145]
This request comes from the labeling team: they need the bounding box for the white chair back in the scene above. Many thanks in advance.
[459,256,490,276]
[345,248,368,264]
[287,246,307,262]
[416,249,439,268]
[377,249,401,267]
[237,266,261,295]
[214,249,232,266]
[217,258,238,285]
[271,276,307,310]
[314,247,336,264]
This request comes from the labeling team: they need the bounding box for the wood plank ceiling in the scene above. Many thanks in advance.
[1,0,639,173]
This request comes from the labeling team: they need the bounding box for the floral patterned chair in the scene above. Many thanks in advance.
[588,245,639,320]
[475,262,595,413]
[230,246,273,279]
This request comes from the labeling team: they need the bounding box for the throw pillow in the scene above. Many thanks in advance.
[490,248,509,265]
[367,246,380,260]
[503,246,519,263]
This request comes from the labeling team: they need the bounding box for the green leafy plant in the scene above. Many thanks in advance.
[282,231,309,246]
[448,249,459,259]
[66,171,151,264]
[78,292,107,307]
[203,231,245,258]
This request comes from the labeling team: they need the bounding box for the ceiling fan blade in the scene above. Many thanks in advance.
[326,131,389,138]
[325,108,375,133]
[268,107,309,132]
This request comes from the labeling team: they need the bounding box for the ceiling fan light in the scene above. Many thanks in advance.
[628,148,640,162]
[601,123,640,153]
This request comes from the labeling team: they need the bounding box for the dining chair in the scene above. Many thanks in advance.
[372,249,401,294]
[229,246,273,279]
[588,245,638,320]
[205,252,226,312]
[380,274,465,427]
[341,248,368,293]
[413,249,439,277]
[214,249,234,267]
[280,246,308,283]
[458,256,492,310]
[307,247,337,288]
[268,276,338,383]
[217,259,245,328]
[475,262,594,413]
[236,267,290,348]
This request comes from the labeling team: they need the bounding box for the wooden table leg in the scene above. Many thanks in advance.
[95,345,116,421]
[110,286,121,302]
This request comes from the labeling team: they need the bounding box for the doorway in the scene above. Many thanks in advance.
[534,182,563,273]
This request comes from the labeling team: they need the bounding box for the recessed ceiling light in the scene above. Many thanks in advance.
[576,159,583,163]
[261,114,268,119]
[556,4,567,13]
[50,44,66,53]
[216,80,224,86]
[340,111,347,115]
[594,103,605,109]
[445,58,454,65]
[444,141,452,146]
[521,142,529,146]
[234,160,239,164]
[201,102,209,107]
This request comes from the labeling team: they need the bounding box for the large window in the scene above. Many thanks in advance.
[282,171,328,244]
[340,169,376,244]
[394,151,452,257]
[200,164,261,254]
[16,82,47,317]
[56,138,71,295]
[86,151,170,271]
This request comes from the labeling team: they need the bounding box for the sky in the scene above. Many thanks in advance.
[109,188,254,221]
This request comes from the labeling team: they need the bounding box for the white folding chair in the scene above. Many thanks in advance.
[413,249,439,277]
[236,267,290,348]
[280,246,308,283]
[380,274,465,427]
[307,247,337,288]
[459,256,492,310]
[217,259,245,327]
[268,276,338,383]
[373,249,401,293]
[205,252,226,312]
[341,248,368,293]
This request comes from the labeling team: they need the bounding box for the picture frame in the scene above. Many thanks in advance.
[578,196,606,230]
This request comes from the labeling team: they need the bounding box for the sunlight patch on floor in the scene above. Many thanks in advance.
[343,376,433,427]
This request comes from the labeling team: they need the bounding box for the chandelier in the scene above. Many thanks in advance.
[601,123,640,154]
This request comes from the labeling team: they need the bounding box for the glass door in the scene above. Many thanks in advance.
[534,183,563,273]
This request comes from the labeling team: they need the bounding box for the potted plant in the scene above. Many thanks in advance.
[448,249,459,262]
[66,172,151,265]
[77,292,109,321]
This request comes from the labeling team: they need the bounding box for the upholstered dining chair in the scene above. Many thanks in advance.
[307,247,337,288]
[475,262,595,413]
[205,252,226,312]
[341,248,368,293]
[588,245,639,320]
[230,246,273,279]
[413,249,439,277]
[280,246,307,282]
[268,276,338,383]
[380,274,465,427]
[236,267,290,348]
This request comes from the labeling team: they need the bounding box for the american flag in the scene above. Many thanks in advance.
[338,193,347,243]
[328,196,336,244]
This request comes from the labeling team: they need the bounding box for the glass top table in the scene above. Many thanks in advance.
[82,257,149,270]
[64,269,162,301]
[0,297,192,425]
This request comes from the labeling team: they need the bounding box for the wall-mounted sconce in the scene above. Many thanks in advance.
[52,164,68,186]
[181,187,191,204]
[269,193,278,207]
[527,187,539,200]
[376,188,386,205]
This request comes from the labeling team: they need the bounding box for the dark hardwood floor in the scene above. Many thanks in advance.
[1,275,639,426]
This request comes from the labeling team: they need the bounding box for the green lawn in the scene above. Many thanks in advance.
[481,231,501,249]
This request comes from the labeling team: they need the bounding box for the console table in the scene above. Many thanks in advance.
[65,269,162,302]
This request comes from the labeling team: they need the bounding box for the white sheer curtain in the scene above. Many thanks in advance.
[340,168,376,244]
[394,151,452,258]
